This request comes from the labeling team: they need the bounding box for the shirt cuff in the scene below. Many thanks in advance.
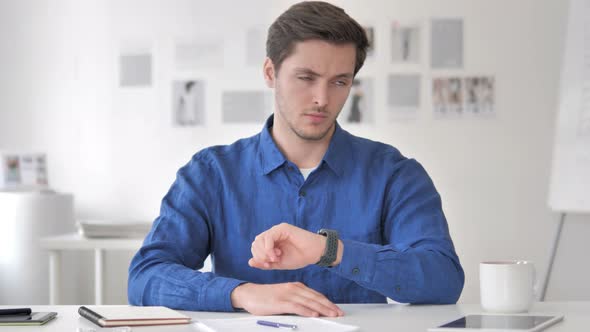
[201,277,246,312]
[332,238,377,285]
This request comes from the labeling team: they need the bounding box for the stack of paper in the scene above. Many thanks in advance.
[194,315,359,332]
[77,220,152,238]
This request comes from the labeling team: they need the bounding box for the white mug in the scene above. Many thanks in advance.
[480,260,536,313]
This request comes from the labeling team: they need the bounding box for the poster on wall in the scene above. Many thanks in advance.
[0,154,21,187]
[387,74,420,121]
[464,76,495,115]
[174,38,224,70]
[222,91,272,123]
[119,52,152,87]
[246,26,267,67]
[0,153,48,190]
[363,26,375,58]
[431,18,464,69]
[432,77,463,117]
[391,22,420,64]
[340,77,374,124]
[172,80,205,126]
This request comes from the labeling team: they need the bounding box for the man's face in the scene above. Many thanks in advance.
[264,40,356,141]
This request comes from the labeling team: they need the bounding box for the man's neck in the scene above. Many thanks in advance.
[270,121,334,169]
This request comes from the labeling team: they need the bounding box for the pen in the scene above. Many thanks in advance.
[0,308,32,316]
[256,320,298,330]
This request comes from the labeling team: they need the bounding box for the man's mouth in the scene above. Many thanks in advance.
[304,113,328,123]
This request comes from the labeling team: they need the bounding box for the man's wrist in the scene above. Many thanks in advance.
[230,282,251,310]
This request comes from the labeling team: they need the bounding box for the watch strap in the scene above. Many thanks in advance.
[316,229,339,267]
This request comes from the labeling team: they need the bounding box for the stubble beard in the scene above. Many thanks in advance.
[278,106,335,142]
[274,81,337,142]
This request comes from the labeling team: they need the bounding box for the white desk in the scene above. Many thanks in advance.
[0,302,585,331]
[39,233,143,305]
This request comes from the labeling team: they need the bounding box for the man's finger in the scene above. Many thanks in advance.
[294,284,343,316]
[263,234,277,262]
[282,302,319,318]
[248,258,270,269]
[290,293,338,317]
[250,241,267,262]
[248,257,281,269]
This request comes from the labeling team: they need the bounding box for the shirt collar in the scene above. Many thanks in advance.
[321,121,347,177]
[258,114,349,177]
[259,115,287,175]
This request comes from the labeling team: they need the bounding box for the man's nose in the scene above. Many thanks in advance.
[312,83,329,109]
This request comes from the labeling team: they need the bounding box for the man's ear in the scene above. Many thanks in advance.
[263,57,276,88]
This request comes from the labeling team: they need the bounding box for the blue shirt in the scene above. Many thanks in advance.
[128,115,464,312]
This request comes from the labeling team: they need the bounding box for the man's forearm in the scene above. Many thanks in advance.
[330,239,464,304]
[128,255,244,311]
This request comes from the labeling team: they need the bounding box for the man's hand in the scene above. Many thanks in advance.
[231,282,344,317]
[248,223,343,270]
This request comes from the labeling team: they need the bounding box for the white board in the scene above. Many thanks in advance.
[548,0,590,212]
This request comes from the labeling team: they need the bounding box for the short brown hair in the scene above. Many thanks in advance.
[266,1,369,76]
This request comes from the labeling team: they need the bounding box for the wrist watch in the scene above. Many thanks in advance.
[316,229,339,267]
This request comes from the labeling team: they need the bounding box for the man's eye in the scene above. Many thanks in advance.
[298,76,313,81]
[334,80,348,86]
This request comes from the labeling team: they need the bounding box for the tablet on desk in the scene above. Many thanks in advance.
[429,314,564,332]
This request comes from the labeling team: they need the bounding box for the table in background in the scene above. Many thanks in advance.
[39,233,143,305]
[0,302,585,332]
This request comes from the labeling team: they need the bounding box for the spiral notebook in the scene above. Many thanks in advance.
[0,312,57,326]
[78,306,191,327]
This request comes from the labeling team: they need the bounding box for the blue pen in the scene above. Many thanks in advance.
[256,320,298,330]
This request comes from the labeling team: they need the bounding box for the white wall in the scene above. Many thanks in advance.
[0,0,587,305]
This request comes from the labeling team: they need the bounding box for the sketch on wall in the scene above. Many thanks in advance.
[387,74,421,120]
[172,80,205,126]
[391,22,420,64]
[340,77,374,124]
[433,77,463,117]
[363,26,375,57]
[119,53,152,87]
[431,18,463,69]
[465,76,495,115]
[222,91,272,123]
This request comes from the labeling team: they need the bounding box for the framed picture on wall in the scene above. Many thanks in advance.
[172,80,206,126]
[0,152,48,190]
[340,77,375,124]
[391,21,421,64]
[363,26,376,58]
[387,74,421,121]
[465,76,495,115]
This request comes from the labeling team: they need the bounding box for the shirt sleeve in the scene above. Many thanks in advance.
[331,158,465,304]
[128,154,245,311]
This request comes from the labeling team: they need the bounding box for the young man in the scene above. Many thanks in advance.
[128,1,464,318]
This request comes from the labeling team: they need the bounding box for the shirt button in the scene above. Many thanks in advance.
[352,267,360,275]
[395,285,402,292]
[299,190,306,197]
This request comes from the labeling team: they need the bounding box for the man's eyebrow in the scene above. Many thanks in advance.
[294,67,354,79]
[294,68,320,76]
